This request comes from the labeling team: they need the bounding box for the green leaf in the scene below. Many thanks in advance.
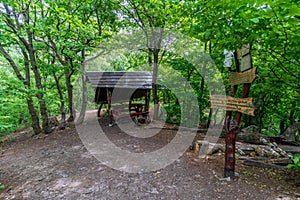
[250,18,259,23]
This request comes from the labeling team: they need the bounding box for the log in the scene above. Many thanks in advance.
[238,156,268,161]
[237,130,268,144]
[243,159,285,169]
[269,136,300,146]
[266,157,293,165]
[195,140,225,155]
[279,145,300,155]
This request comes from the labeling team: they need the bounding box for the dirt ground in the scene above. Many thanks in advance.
[0,114,300,199]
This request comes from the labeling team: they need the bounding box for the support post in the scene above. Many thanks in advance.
[224,46,256,178]
[106,88,113,125]
[145,89,150,112]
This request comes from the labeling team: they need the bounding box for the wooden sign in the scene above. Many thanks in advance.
[238,44,252,72]
[210,95,255,116]
[228,67,257,86]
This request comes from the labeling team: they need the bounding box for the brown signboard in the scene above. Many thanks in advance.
[237,44,252,72]
[210,95,255,116]
[228,67,257,86]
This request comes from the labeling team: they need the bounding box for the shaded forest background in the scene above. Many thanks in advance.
[0,0,299,142]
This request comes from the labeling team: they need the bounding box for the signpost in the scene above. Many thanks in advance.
[217,46,258,178]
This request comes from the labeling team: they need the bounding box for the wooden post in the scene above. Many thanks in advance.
[145,89,150,112]
[224,47,257,178]
[224,60,239,178]
[106,88,113,125]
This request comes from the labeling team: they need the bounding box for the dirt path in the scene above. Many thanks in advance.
[0,115,299,199]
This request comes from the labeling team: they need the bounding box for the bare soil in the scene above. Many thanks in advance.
[0,115,300,199]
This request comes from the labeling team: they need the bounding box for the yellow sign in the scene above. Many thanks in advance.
[228,67,257,86]
[210,95,255,116]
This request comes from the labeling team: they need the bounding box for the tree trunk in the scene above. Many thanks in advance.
[281,102,299,142]
[205,42,214,128]
[200,42,207,93]
[27,31,50,134]
[152,50,159,120]
[22,47,42,134]
[26,97,42,134]
[255,93,265,132]
[280,118,287,134]
[282,122,300,142]
[77,50,88,124]
[65,69,75,122]
[53,72,66,128]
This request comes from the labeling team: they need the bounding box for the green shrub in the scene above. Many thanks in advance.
[287,154,300,170]
[0,185,5,190]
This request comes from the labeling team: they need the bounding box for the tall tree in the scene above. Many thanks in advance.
[0,1,51,134]
[36,0,117,123]
[117,0,189,119]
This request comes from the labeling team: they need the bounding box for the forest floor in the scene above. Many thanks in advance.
[0,111,300,199]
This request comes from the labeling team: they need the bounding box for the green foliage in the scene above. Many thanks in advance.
[0,60,30,136]
[0,0,118,135]
[287,154,300,170]
[0,0,299,140]
[0,185,5,190]
[187,0,300,138]
[162,104,181,125]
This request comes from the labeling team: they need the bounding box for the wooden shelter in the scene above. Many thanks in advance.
[86,71,154,124]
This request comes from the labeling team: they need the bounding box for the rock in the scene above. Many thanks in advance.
[150,188,159,194]
[249,152,256,157]
[254,146,265,157]
[83,188,93,194]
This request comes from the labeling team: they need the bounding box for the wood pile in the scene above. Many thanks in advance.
[194,138,298,168]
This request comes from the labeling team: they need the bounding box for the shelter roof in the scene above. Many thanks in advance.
[86,71,153,89]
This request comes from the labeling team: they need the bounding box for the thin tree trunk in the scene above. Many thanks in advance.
[77,50,88,124]
[27,30,50,134]
[282,121,300,142]
[22,47,42,134]
[65,68,75,122]
[152,50,159,120]
[281,102,299,141]
[289,102,296,125]
[26,97,42,134]
[206,41,213,127]
[53,72,66,128]
[200,42,207,93]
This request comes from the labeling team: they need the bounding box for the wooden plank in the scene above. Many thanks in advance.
[241,53,252,72]
[228,67,257,86]
[237,44,252,72]
[210,95,255,116]
[88,75,153,79]
[89,81,153,85]
[86,71,153,77]
[90,84,152,89]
